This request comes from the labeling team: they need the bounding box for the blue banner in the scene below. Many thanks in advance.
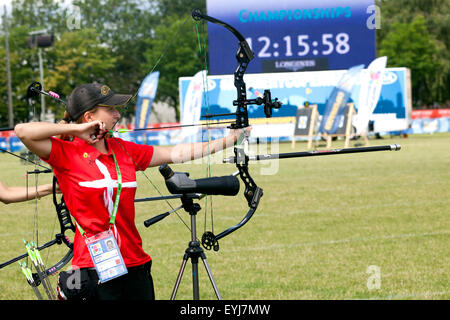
[206,0,376,74]
[0,137,7,151]
[134,71,159,129]
[9,136,24,152]
[318,64,364,134]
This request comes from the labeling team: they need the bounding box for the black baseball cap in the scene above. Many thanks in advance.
[66,83,132,121]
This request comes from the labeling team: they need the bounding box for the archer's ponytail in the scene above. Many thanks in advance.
[56,111,73,141]
[55,107,99,141]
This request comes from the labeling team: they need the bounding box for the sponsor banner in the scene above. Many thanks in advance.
[178,67,412,142]
[0,137,7,150]
[134,71,159,129]
[409,118,450,134]
[318,64,363,134]
[9,136,24,152]
[179,70,207,143]
[411,109,450,119]
[405,108,450,134]
[354,56,387,134]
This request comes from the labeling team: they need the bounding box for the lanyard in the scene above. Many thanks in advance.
[110,150,122,225]
[76,149,123,236]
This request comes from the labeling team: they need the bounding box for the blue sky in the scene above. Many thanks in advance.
[0,0,12,14]
[0,0,73,14]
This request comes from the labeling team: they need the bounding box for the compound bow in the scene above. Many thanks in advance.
[191,9,281,251]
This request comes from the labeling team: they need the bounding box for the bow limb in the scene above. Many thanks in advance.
[201,206,259,252]
[192,9,254,130]
[192,8,248,43]
[214,207,257,242]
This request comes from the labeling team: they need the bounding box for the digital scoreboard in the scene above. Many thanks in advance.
[206,0,376,74]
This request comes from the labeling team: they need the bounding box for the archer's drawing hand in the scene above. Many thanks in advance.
[76,120,107,144]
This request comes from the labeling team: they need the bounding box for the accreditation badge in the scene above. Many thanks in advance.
[85,229,128,283]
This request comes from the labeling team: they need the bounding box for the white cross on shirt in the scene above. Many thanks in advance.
[78,159,137,244]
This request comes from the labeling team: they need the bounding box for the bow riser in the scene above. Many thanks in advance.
[233,43,251,129]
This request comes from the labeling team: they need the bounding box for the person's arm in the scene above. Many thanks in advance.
[148,129,245,167]
[14,121,107,159]
[0,181,54,204]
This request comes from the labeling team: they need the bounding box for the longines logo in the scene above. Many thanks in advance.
[275,59,317,72]
[262,58,329,73]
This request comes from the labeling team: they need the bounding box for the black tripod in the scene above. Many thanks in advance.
[143,163,239,300]
[170,194,222,300]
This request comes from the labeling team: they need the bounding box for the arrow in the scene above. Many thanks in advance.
[110,120,236,135]
[23,239,55,300]
[32,242,57,300]
[19,261,43,300]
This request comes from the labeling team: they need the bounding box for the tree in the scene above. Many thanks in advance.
[379,15,444,106]
[142,14,206,120]
[0,0,70,125]
[45,29,117,119]
[11,0,67,33]
[377,0,450,106]
[71,0,159,92]
[155,0,206,17]
[0,25,37,125]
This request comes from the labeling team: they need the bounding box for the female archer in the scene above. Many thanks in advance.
[15,83,244,300]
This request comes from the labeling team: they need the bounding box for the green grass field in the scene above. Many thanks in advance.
[0,133,449,300]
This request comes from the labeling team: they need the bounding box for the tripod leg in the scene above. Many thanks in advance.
[191,257,200,300]
[171,254,189,300]
[201,253,222,300]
